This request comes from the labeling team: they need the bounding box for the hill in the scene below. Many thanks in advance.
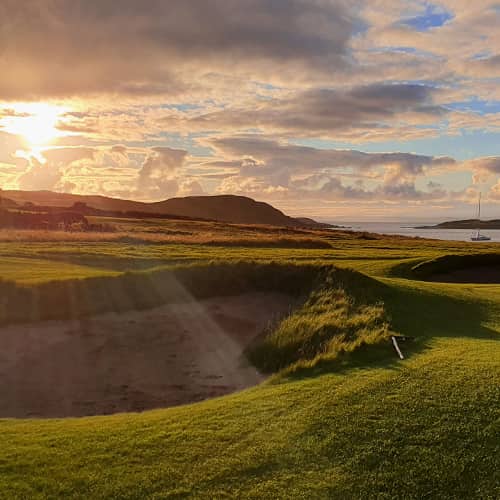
[416,218,500,229]
[2,190,329,227]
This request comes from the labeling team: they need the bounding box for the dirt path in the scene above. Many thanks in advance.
[0,292,294,418]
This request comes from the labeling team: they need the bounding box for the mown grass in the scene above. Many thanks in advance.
[0,218,499,498]
[0,257,119,284]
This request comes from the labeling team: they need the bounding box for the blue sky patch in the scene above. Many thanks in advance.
[400,4,453,31]
[447,100,500,115]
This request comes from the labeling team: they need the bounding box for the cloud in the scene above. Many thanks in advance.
[466,156,500,184]
[468,156,500,174]
[17,158,63,191]
[0,0,359,100]
[137,147,188,199]
[110,145,128,156]
[460,54,500,78]
[489,180,500,200]
[164,83,447,141]
[205,135,454,201]
[40,147,97,165]
[6,135,498,213]
[208,135,453,177]
[14,147,98,191]
[177,178,206,197]
[0,108,30,119]
[12,145,190,200]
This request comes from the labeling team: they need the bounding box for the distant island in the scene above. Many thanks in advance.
[416,219,500,229]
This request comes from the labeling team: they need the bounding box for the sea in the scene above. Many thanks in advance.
[326,221,500,243]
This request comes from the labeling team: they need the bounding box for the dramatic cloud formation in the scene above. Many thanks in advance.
[164,83,447,141]
[0,0,499,219]
[0,0,358,100]
[205,135,453,201]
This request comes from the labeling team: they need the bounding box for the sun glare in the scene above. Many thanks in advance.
[2,103,68,148]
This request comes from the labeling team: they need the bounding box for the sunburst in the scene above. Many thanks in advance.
[2,103,68,148]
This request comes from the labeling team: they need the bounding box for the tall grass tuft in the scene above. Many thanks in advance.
[248,271,391,374]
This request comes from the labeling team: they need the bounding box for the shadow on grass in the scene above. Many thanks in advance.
[279,268,499,382]
[411,252,500,280]
[0,261,321,325]
[379,282,498,341]
[335,266,498,342]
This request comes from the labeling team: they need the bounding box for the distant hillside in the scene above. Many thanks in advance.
[416,219,500,229]
[0,196,19,209]
[150,195,300,226]
[3,190,148,213]
[2,190,330,228]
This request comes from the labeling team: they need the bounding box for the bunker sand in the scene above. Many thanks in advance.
[0,292,294,418]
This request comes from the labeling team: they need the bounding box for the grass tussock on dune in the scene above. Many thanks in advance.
[249,271,391,374]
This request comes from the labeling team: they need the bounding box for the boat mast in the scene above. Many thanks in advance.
[477,193,481,237]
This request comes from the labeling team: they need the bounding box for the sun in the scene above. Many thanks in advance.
[2,103,68,148]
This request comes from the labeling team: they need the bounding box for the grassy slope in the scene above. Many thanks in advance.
[0,257,118,284]
[0,222,499,498]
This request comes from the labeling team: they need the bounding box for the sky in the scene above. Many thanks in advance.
[0,1,499,221]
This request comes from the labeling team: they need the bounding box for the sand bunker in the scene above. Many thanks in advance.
[0,292,294,418]
[427,266,500,284]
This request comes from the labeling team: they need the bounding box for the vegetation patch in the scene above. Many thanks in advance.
[248,269,392,374]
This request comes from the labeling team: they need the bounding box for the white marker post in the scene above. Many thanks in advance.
[391,336,404,360]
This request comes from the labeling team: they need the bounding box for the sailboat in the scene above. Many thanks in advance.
[470,193,491,241]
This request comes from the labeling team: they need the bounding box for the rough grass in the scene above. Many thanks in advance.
[249,271,391,374]
[0,221,333,249]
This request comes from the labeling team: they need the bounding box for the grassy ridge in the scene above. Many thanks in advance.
[0,262,321,325]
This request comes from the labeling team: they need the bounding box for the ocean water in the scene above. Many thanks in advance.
[328,221,500,243]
